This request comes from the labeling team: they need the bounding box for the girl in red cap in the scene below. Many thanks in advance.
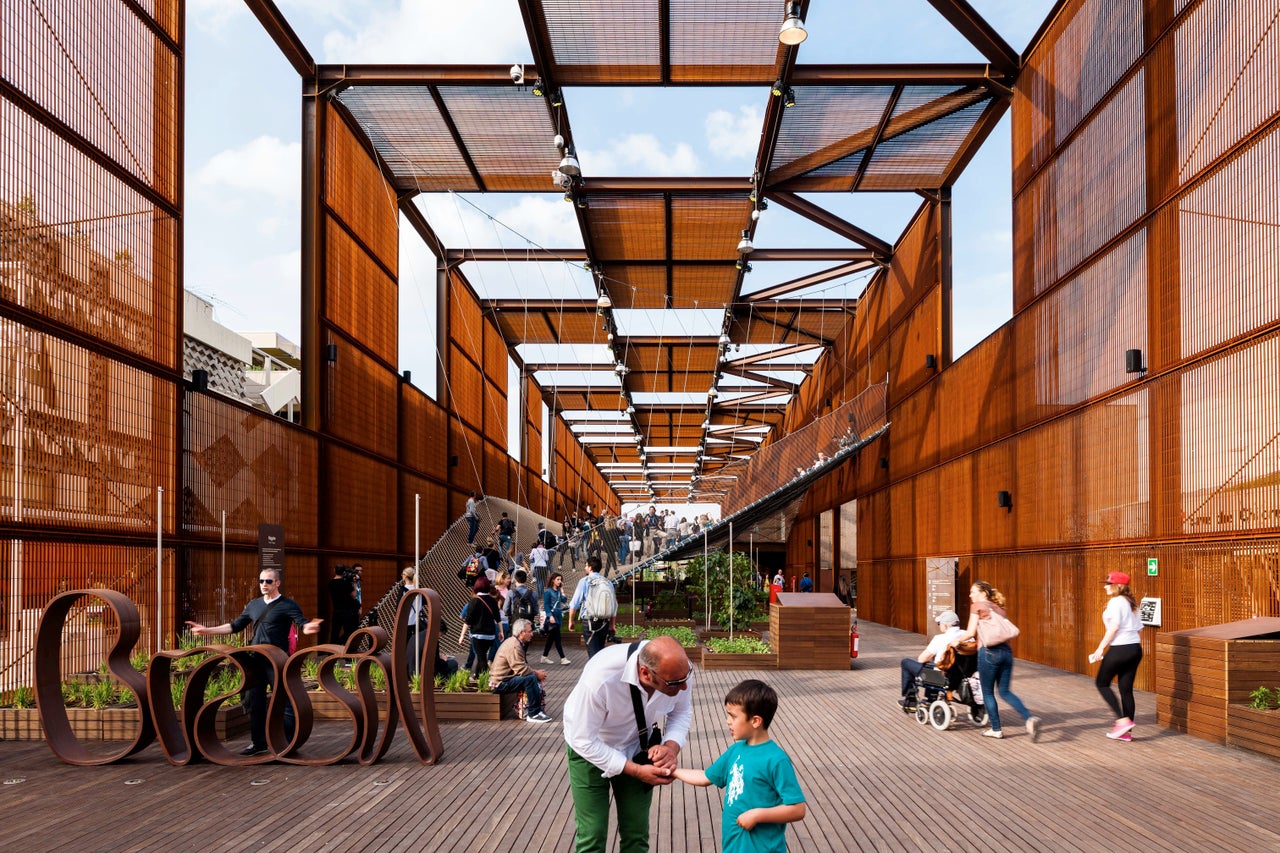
[1087,571,1144,741]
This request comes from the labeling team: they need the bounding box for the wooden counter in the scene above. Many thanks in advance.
[769,592,851,670]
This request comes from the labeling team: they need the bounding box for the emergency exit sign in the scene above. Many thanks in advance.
[1147,557,1158,576]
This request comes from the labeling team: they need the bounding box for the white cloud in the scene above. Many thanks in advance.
[195,136,301,205]
[188,0,244,34]
[311,0,529,63]
[705,105,763,160]
[579,134,701,177]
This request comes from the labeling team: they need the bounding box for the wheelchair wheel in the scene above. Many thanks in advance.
[914,705,928,725]
[968,706,987,726]
[929,700,954,731]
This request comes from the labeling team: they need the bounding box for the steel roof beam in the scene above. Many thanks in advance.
[743,261,874,301]
[923,1,1020,76]
[245,0,316,78]
[766,194,892,255]
[790,63,1009,88]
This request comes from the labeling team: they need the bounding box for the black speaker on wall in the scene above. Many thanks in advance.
[190,369,208,391]
[1125,348,1145,374]
[997,490,1013,510]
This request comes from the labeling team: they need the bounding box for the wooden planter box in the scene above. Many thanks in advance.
[749,622,771,635]
[646,609,690,621]
[646,617,696,628]
[1156,617,1280,744]
[699,649,778,670]
[0,704,246,741]
[308,689,517,722]
[435,690,518,721]
[771,593,851,670]
[697,629,762,642]
[1226,705,1280,759]
[0,708,43,740]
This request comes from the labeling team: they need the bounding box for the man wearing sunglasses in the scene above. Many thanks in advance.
[186,568,323,756]
[562,635,694,852]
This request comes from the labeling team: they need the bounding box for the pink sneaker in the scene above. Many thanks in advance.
[1115,732,1132,742]
[1106,719,1136,740]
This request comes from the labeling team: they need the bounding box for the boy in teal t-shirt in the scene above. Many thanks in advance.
[674,679,807,852]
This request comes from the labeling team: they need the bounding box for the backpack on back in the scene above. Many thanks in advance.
[464,554,483,580]
[580,574,618,622]
[499,518,516,536]
[512,587,537,622]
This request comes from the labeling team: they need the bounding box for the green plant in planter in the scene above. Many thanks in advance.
[682,551,765,631]
[369,666,387,692]
[648,626,698,647]
[442,670,471,693]
[87,678,118,709]
[613,623,646,639]
[11,685,35,709]
[1248,686,1278,710]
[477,671,491,692]
[706,637,771,655]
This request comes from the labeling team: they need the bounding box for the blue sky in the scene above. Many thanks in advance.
[184,0,1056,392]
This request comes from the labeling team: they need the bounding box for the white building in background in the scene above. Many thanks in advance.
[183,291,301,421]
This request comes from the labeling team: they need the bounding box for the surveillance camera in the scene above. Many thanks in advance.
[509,64,524,84]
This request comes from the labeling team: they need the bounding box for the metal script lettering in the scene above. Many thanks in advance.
[34,589,445,767]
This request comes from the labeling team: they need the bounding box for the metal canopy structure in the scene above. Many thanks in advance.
[300,0,1020,504]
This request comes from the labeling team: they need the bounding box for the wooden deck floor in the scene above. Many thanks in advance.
[3,621,1279,852]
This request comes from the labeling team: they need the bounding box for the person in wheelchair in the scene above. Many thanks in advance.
[898,611,964,710]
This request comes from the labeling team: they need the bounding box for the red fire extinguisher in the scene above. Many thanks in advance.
[850,616,859,659]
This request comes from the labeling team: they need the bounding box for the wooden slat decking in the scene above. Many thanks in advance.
[3,621,1280,852]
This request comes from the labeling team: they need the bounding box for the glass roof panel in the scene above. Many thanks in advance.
[614,309,725,337]
[464,261,595,301]
[532,370,621,388]
[516,343,613,365]
[632,392,707,406]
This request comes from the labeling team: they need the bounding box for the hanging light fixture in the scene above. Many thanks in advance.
[779,3,808,45]
[718,332,731,347]
[784,86,797,108]
[771,78,785,97]
[626,404,636,415]
[737,229,753,254]
[558,146,581,177]
[596,293,612,310]
[531,80,545,97]
[550,88,564,107]
[735,259,752,273]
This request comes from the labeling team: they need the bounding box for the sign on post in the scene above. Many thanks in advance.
[259,524,285,575]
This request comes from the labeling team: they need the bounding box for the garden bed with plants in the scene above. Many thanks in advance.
[1227,687,1280,759]
[0,638,249,741]
[699,637,777,670]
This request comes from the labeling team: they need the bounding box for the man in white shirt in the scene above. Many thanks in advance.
[563,636,694,852]
[530,540,550,599]
[899,610,963,708]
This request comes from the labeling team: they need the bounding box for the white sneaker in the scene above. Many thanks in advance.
[982,729,1004,739]
[540,656,551,663]
[525,712,554,724]
[1026,716,1042,742]
[560,658,572,665]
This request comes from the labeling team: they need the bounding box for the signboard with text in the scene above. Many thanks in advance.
[258,523,285,575]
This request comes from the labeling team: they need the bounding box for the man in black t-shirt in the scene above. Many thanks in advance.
[328,564,360,644]
[187,568,323,756]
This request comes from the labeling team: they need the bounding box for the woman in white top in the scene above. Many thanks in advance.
[1087,570,1144,741]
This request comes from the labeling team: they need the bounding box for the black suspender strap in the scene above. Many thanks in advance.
[627,641,658,749]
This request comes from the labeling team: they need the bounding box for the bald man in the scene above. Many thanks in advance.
[562,635,694,852]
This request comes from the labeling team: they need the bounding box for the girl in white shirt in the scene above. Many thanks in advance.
[1087,571,1144,741]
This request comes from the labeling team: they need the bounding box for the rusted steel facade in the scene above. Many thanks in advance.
[790,0,1280,688]
[0,0,616,695]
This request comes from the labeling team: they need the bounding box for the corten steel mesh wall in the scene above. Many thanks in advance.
[0,0,182,692]
[785,0,1280,690]
[0,3,617,693]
